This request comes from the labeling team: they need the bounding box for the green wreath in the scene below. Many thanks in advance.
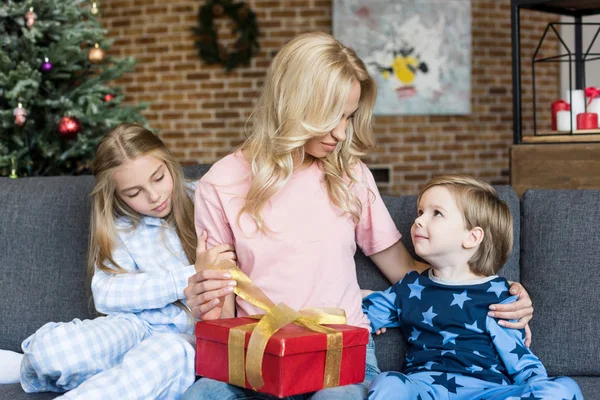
[194,0,260,71]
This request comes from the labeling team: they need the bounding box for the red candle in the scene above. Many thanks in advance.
[576,112,599,130]
[551,100,570,130]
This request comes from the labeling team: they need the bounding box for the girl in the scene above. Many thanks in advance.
[182,32,534,400]
[3,124,234,399]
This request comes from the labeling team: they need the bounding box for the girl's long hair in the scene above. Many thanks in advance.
[239,32,377,233]
[87,124,196,281]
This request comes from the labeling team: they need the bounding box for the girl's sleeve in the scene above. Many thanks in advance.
[195,179,234,247]
[361,283,402,332]
[91,238,196,314]
[486,296,548,384]
[354,162,402,256]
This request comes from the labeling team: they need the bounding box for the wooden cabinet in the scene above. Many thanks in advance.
[510,143,600,196]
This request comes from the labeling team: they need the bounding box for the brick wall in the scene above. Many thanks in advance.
[101,0,559,195]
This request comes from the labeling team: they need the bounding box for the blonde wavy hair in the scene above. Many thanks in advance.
[239,31,377,233]
[87,124,196,280]
[418,175,513,276]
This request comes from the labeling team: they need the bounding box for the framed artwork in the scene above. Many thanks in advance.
[333,0,472,115]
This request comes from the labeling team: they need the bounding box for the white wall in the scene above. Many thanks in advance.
[559,15,600,97]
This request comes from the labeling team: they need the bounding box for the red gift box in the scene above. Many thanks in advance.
[195,318,369,398]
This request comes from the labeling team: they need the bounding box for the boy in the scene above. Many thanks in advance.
[363,175,582,399]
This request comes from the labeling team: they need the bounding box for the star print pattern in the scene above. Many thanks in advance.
[451,290,472,308]
[465,320,484,333]
[510,343,530,360]
[422,306,438,327]
[431,372,464,394]
[408,278,425,299]
[363,269,583,400]
[362,270,531,384]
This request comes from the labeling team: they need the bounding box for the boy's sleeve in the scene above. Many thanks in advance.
[195,179,234,247]
[91,239,195,314]
[485,296,548,384]
[362,282,402,332]
[353,162,402,257]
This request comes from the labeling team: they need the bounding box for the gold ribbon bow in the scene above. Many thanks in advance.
[209,261,348,390]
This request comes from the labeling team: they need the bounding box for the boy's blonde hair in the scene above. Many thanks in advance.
[87,124,196,279]
[417,175,513,276]
[240,31,377,233]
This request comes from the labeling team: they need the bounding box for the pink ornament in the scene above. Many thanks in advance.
[13,103,27,127]
[25,8,37,29]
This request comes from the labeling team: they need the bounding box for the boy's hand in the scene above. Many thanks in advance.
[489,281,534,347]
[361,289,386,335]
[374,327,387,335]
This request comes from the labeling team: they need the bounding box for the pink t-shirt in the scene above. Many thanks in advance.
[194,151,401,329]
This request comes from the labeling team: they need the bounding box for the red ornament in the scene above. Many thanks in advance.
[58,116,82,140]
[103,94,115,102]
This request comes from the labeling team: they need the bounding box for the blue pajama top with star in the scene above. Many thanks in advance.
[362,269,545,386]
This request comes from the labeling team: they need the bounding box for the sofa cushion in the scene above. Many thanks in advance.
[0,384,56,400]
[520,189,600,376]
[0,176,97,352]
[356,185,521,372]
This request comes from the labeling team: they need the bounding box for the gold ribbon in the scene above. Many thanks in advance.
[210,261,347,390]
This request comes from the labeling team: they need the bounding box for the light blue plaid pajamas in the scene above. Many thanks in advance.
[20,216,198,400]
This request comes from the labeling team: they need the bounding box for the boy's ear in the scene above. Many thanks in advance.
[463,226,484,249]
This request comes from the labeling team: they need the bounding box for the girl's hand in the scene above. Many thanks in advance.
[185,269,235,320]
[194,231,236,272]
[489,281,534,347]
[185,231,237,320]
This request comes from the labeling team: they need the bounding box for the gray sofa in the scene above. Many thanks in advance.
[1,165,599,399]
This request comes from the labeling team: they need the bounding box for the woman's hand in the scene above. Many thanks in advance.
[489,281,534,347]
[184,231,237,320]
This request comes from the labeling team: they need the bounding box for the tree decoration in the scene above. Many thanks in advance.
[9,158,18,179]
[40,57,53,72]
[1,0,147,177]
[103,93,115,102]
[90,2,99,15]
[25,7,37,29]
[88,43,105,63]
[193,0,259,71]
[13,103,27,126]
[58,116,82,140]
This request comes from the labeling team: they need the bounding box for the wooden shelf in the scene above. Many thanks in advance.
[522,134,600,143]
[518,0,600,16]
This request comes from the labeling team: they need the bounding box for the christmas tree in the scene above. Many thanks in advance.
[0,0,147,177]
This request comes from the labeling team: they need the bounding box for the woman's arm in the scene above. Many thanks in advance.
[368,239,428,284]
[187,180,238,320]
